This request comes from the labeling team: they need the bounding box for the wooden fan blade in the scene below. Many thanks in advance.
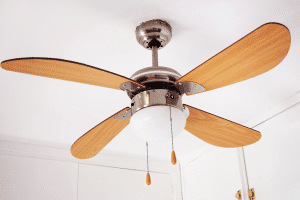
[71,107,130,159]
[184,104,261,147]
[1,57,144,90]
[176,23,291,95]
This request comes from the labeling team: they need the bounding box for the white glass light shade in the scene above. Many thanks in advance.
[130,106,187,143]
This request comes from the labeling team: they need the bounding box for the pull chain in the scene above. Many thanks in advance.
[146,142,151,185]
[169,106,177,165]
[169,106,174,151]
[147,142,149,173]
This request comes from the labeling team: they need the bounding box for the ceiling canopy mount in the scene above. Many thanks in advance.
[135,19,172,50]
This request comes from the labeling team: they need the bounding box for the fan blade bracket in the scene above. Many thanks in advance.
[183,105,190,118]
[120,82,143,92]
[176,81,206,95]
[114,108,132,119]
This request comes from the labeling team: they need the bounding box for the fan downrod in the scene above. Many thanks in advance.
[135,19,172,50]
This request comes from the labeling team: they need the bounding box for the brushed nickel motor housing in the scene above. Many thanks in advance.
[135,19,172,50]
[114,88,190,119]
[126,66,182,99]
[120,66,206,98]
[131,89,183,115]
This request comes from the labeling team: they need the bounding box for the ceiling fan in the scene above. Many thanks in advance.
[1,19,290,184]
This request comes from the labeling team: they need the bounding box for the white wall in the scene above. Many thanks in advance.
[181,146,241,200]
[0,139,183,200]
[244,102,300,200]
[0,155,78,200]
[78,164,172,200]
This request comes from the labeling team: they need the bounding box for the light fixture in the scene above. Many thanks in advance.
[130,105,187,143]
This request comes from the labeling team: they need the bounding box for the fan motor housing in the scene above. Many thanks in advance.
[128,66,181,98]
[128,66,184,115]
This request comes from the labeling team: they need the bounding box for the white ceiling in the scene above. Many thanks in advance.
[0,0,299,161]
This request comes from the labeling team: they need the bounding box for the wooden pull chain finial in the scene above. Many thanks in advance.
[171,150,177,165]
[146,172,151,185]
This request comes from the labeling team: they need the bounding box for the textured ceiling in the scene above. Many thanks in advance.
[0,0,299,161]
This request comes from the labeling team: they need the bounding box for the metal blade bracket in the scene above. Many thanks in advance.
[176,81,206,95]
[114,108,132,119]
[120,82,143,92]
[183,105,190,118]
